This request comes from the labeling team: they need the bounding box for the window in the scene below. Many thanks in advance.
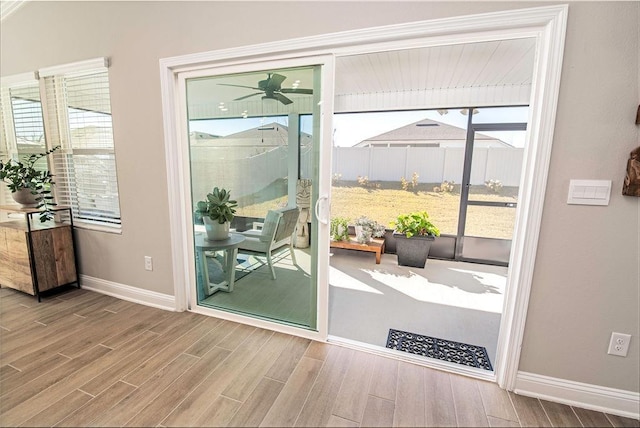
[0,75,47,207]
[1,59,121,230]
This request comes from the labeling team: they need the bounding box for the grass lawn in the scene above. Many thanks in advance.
[330,181,518,238]
[237,180,518,239]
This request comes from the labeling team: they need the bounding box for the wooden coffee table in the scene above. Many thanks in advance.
[330,236,385,264]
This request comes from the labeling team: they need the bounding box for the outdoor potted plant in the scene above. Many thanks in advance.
[392,210,440,268]
[195,187,237,240]
[353,215,386,244]
[330,217,350,242]
[0,146,60,223]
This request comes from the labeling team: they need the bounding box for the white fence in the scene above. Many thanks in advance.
[190,145,524,203]
[190,146,289,201]
[191,144,315,202]
[332,146,523,186]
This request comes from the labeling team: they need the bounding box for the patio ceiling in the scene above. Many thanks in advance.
[186,37,536,120]
[334,38,535,112]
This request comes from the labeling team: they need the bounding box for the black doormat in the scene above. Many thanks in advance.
[386,329,493,371]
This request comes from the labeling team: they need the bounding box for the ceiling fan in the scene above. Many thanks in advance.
[218,73,313,105]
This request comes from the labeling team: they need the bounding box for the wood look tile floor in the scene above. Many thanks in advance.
[1,287,638,428]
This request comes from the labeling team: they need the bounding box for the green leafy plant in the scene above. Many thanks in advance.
[392,211,440,238]
[330,217,350,241]
[0,146,60,222]
[195,187,238,224]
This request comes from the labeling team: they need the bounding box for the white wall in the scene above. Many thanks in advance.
[517,2,639,393]
[1,1,638,395]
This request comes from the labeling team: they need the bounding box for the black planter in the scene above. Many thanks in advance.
[394,233,435,268]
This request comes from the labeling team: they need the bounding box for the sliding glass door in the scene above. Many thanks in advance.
[457,107,528,265]
[183,63,328,330]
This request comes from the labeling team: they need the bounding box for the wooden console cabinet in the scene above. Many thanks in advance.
[0,206,78,301]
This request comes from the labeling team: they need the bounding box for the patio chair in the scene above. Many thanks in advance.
[237,207,299,279]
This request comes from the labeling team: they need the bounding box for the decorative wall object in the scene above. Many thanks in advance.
[622,146,640,197]
[295,179,312,248]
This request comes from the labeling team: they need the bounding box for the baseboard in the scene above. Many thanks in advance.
[515,371,640,419]
[80,275,177,312]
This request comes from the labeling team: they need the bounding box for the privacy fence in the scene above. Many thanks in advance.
[190,145,314,202]
[190,145,524,203]
[332,146,524,186]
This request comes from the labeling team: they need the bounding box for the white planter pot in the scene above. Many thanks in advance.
[203,217,230,240]
[11,188,39,208]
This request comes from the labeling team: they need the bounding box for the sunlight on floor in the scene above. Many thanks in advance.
[329,253,508,361]
[329,251,507,314]
[329,266,384,294]
[362,267,505,313]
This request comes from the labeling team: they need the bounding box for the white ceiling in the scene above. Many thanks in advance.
[187,37,536,120]
[336,38,535,96]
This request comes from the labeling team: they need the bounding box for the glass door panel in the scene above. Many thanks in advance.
[329,110,465,236]
[185,66,321,330]
[464,204,516,239]
[458,108,527,265]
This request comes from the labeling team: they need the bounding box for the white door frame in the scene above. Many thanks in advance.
[159,5,568,389]
[167,55,335,342]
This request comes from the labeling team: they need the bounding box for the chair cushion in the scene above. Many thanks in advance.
[240,229,262,238]
[237,236,267,252]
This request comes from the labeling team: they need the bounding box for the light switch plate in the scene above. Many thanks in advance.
[567,179,611,206]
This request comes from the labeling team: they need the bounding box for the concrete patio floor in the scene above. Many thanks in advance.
[328,247,508,366]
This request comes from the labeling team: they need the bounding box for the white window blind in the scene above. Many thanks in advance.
[43,67,121,227]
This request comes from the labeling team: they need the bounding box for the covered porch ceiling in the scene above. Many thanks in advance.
[186,37,536,120]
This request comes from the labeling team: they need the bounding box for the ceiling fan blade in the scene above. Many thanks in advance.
[234,92,262,101]
[272,93,293,105]
[218,83,262,90]
[280,88,313,95]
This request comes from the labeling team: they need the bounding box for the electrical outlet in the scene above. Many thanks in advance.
[144,256,153,271]
[607,332,631,357]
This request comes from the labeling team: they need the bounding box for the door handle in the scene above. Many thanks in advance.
[315,195,329,225]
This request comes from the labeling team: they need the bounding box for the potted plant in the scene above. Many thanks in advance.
[0,146,60,223]
[330,217,350,241]
[392,210,440,268]
[353,216,386,244]
[195,187,237,240]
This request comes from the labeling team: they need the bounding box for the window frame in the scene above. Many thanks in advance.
[1,58,122,233]
[0,73,44,209]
